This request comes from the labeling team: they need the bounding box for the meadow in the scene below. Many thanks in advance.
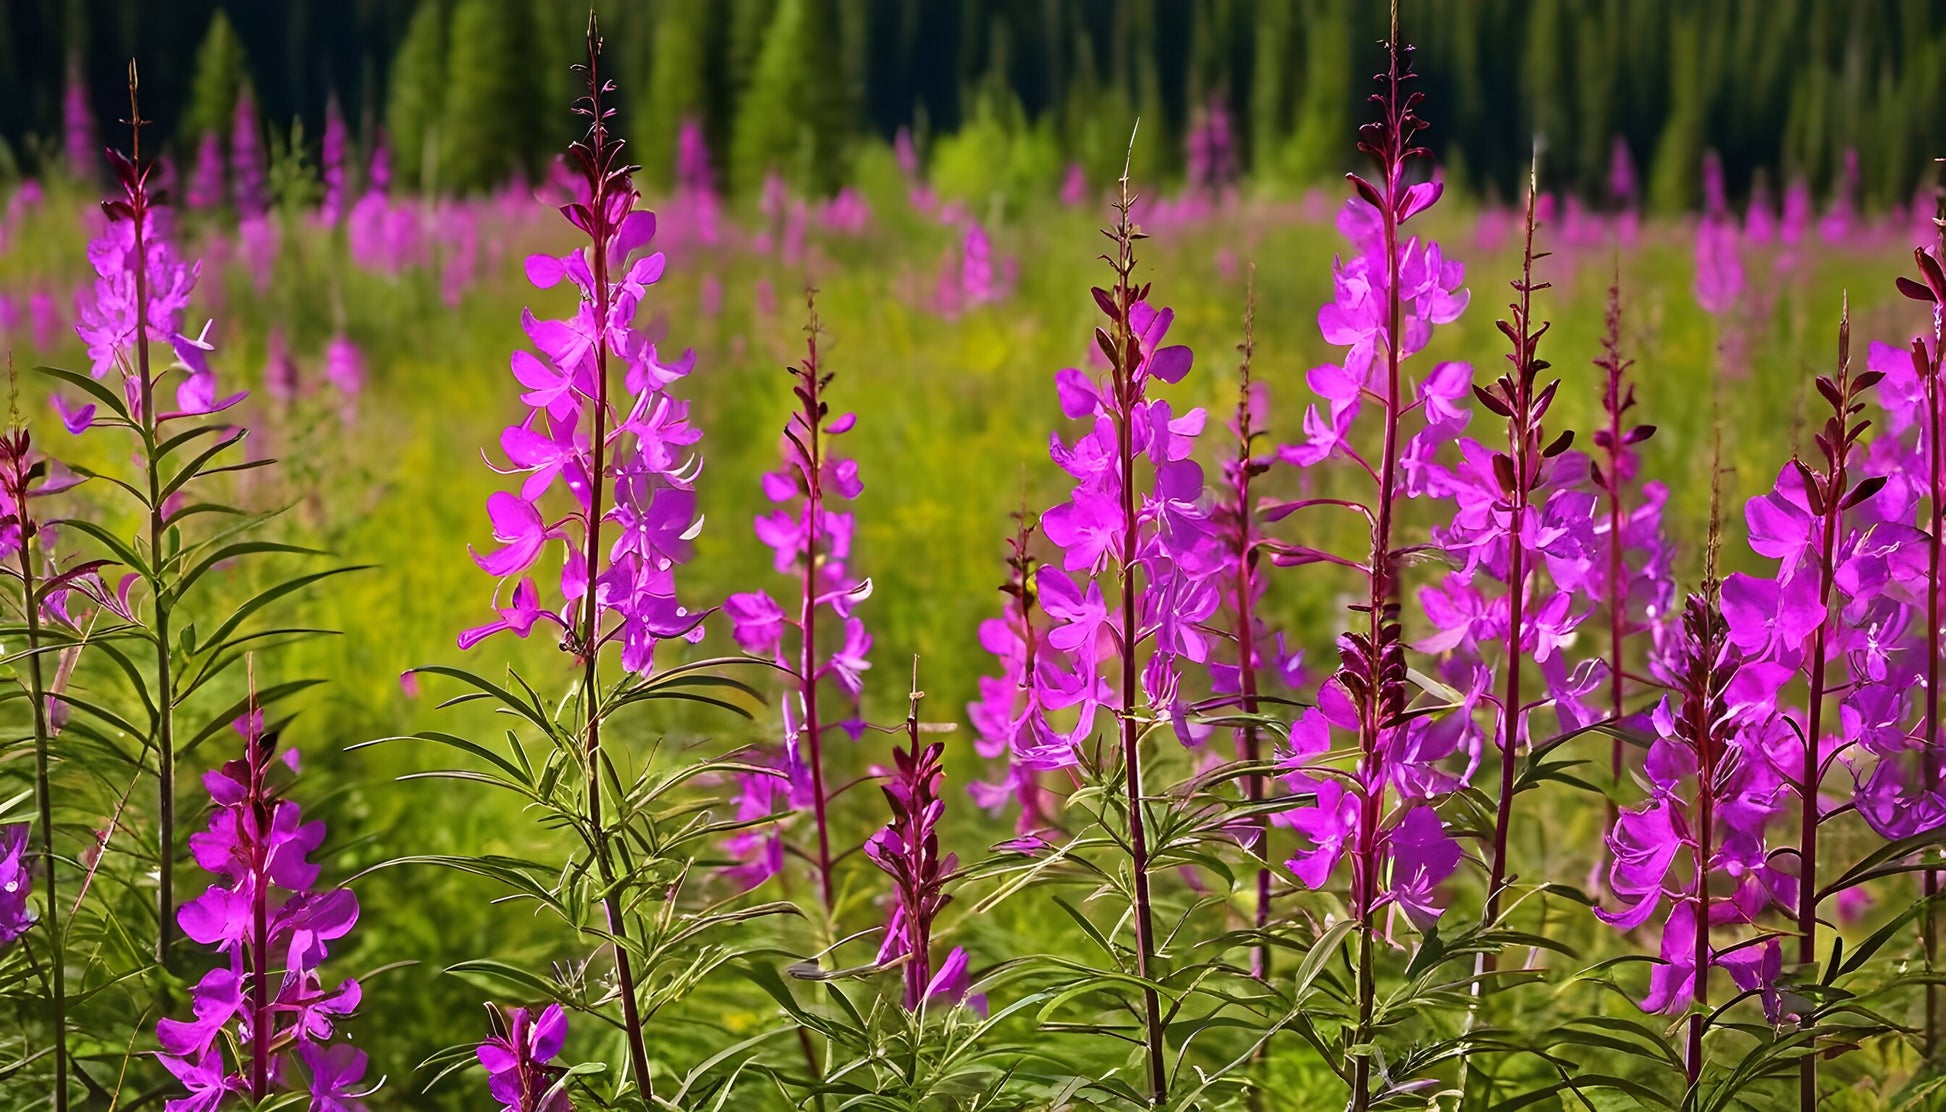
[6,25,1946,1112]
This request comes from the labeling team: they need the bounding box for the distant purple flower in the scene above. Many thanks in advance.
[1066,165,1097,208]
[325,335,364,422]
[320,98,348,225]
[723,306,869,904]
[62,59,95,176]
[1607,136,1636,206]
[1694,214,1743,317]
[1819,149,1860,244]
[478,1003,571,1112]
[231,90,266,217]
[188,133,226,210]
[264,328,298,402]
[961,223,994,306]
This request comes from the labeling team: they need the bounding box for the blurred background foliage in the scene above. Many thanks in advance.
[4,0,1946,206]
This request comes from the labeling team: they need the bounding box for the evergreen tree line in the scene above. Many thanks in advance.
[10,0,1946,208]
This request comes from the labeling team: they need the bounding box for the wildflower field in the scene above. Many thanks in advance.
[15,3,1946,1111]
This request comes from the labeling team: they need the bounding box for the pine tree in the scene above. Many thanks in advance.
[386,0,447,191]
[1523,0,1571,184]
[1250,0,1299,178]
[638,0,719,190]
[440,0,535,193]
[1278,0,1352,185]
[182,10,250,147]
[1647,11,1707,215]
[731,0,852,197]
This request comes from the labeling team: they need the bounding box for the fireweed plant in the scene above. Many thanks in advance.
[1423,179,1592,943]
[1012,163,1224,1107]
[1584,273,1676,865]
[390,22,781,1107]
[34,65,347,1107]
[0,406,86,1110]
[724,293,875,913]
[967,506,1060,844]
[1210,270,1305,982]
[157,700,368,1109]
[1267,22,1487,1110]
[1595,477,1790,1097]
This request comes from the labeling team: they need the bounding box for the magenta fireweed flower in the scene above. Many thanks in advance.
[188,132,225,210]
[64,162,241,431]
[265,327,298,403]
[867,720,981,1013]
[968,512,1057,839]
[1025,174,1219,1103]
[1585,279,1676,830]
[478,1003,572,1112]
[231,89,266,217]
[1721,306,1916,1105]
[1599,577,1788,1077]
[325,334,364,423]
[1271,56,1468,924]
[159,713,366,1108]
[0,823,31,944]
[440,201,481,307]
[1854,252,1946,834]
[62,59,95,176]
[724,302,871,906]
[1820,148,1861,244]
[321,98,348,226]
[1060,163,1087,207]
[1414,185,1588,928]
[1214,310,1305,977]
[1608,137,1637,207]
[462,99,704,677]
[1694,211,1743,317]
[1265,30,1470,1106]
[961,222,995,306]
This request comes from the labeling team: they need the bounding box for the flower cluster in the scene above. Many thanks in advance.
[159,713,367,1110]
[1271,41,1469,927]
[63,153,241,432]
[478,1003,572,1112]
[866,727,977,1012]
[967,511,1056,838]
[1600,585,1786,1028]
[0,823,30,945]
[1026,291,1218,761]
[463,83,706,677]
[723,305,872,897]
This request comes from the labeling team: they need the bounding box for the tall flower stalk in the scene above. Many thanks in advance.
[725,294,873,912]
[0,416,73,1109]
[1720,303,1884,1111]
[1470,181,1578,929]
[55,64,249,969]
[867,665,976,1012]
[1598,477,1785,1091]
[1019,157,1220,1104]
[1270,13,1470,1107]
[458,22,708,1098]
[1587,272,1671,845]
[968,507,1056,839]
[1212,270,1293,978]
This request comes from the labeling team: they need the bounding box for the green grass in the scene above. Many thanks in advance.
[2,161,1940,1108]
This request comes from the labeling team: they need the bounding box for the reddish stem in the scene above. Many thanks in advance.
[571,29,652,1096]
